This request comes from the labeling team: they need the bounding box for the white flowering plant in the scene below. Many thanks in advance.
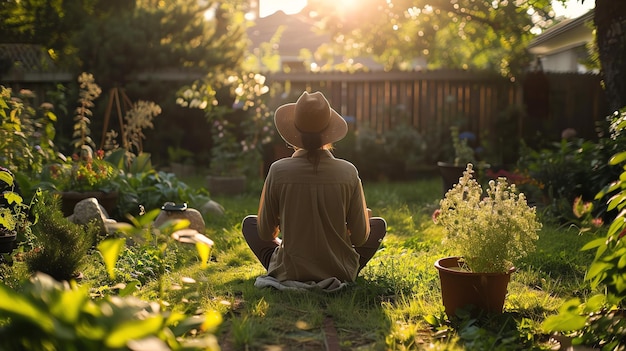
[433,163,542,273]
[176,72,274,177]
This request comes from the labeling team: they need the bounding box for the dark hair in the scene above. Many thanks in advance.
[301,132,323,173]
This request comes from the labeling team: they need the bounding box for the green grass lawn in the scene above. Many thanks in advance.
[6,175,599,350]
[119,175,598,350]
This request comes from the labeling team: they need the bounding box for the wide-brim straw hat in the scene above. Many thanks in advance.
[274,91,347,149]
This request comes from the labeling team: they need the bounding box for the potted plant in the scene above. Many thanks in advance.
[176,72,274,196]
[40,146,120,216]
[30,72,119,215]
[436,125,479,195]
[204,117,250,195]
[433,163,542,316]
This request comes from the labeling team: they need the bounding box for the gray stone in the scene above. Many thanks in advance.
[69,197,109,236]
[200,200,225,216]
[153,208,206,233]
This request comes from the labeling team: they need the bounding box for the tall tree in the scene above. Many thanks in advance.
[594,0,626,111]
[74,0,247,90]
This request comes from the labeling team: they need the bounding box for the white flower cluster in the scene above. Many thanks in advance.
[176,86,209,109]
[435,163,542,273]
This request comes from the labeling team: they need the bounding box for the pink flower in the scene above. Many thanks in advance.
[432,209,441,223]
[19,89,34,98]
[591,218,603,228]
[39,102,54,110]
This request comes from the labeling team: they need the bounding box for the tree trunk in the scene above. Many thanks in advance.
[594,0,626,112]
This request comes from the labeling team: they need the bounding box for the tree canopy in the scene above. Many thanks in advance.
[304,0,561,77]
[0,0,249,88]
[74,0,248,89]
[302,0,626,111]
[0,0,134,60]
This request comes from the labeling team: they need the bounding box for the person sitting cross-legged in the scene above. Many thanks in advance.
[242,91,387,288]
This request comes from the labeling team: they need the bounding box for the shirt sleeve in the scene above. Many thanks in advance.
[257,173,280,241]
[346,178,370,247]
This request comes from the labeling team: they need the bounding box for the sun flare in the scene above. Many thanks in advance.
[326,0,360,14]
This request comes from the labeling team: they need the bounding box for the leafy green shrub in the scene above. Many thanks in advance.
[517,134,621,223]
[0,168,32,241]
[23,192,97,281]
[542,108,626,350]
[583,108,626,306]
[352,122,425,180]
[112,170,210,219]
[518,138,598,203]
[0,86,59,176]
[517,116,625,223]
[0,272,221,351]
[114,244,179,285]
[176,73,274,179]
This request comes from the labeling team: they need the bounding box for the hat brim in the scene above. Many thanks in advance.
[274,103,348,149]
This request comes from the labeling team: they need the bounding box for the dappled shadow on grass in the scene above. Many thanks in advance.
[215,276,394,350]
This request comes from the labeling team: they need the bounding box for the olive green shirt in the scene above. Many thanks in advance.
[257,149,370,282]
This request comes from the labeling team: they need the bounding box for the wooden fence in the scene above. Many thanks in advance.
[4,69,609,144]
[265,70,609,145]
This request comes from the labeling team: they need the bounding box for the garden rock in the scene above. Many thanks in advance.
[153,208,206,233]
[68,197,110,236]
[200,200,225,216]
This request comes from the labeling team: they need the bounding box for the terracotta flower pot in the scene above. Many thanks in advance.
[435,256,514,317]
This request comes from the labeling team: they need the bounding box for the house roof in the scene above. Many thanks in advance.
[528,10,594,55]
[246,10,383,71]
[247,11,326,62]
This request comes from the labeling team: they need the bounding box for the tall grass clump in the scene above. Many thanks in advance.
[24,193,97,281]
